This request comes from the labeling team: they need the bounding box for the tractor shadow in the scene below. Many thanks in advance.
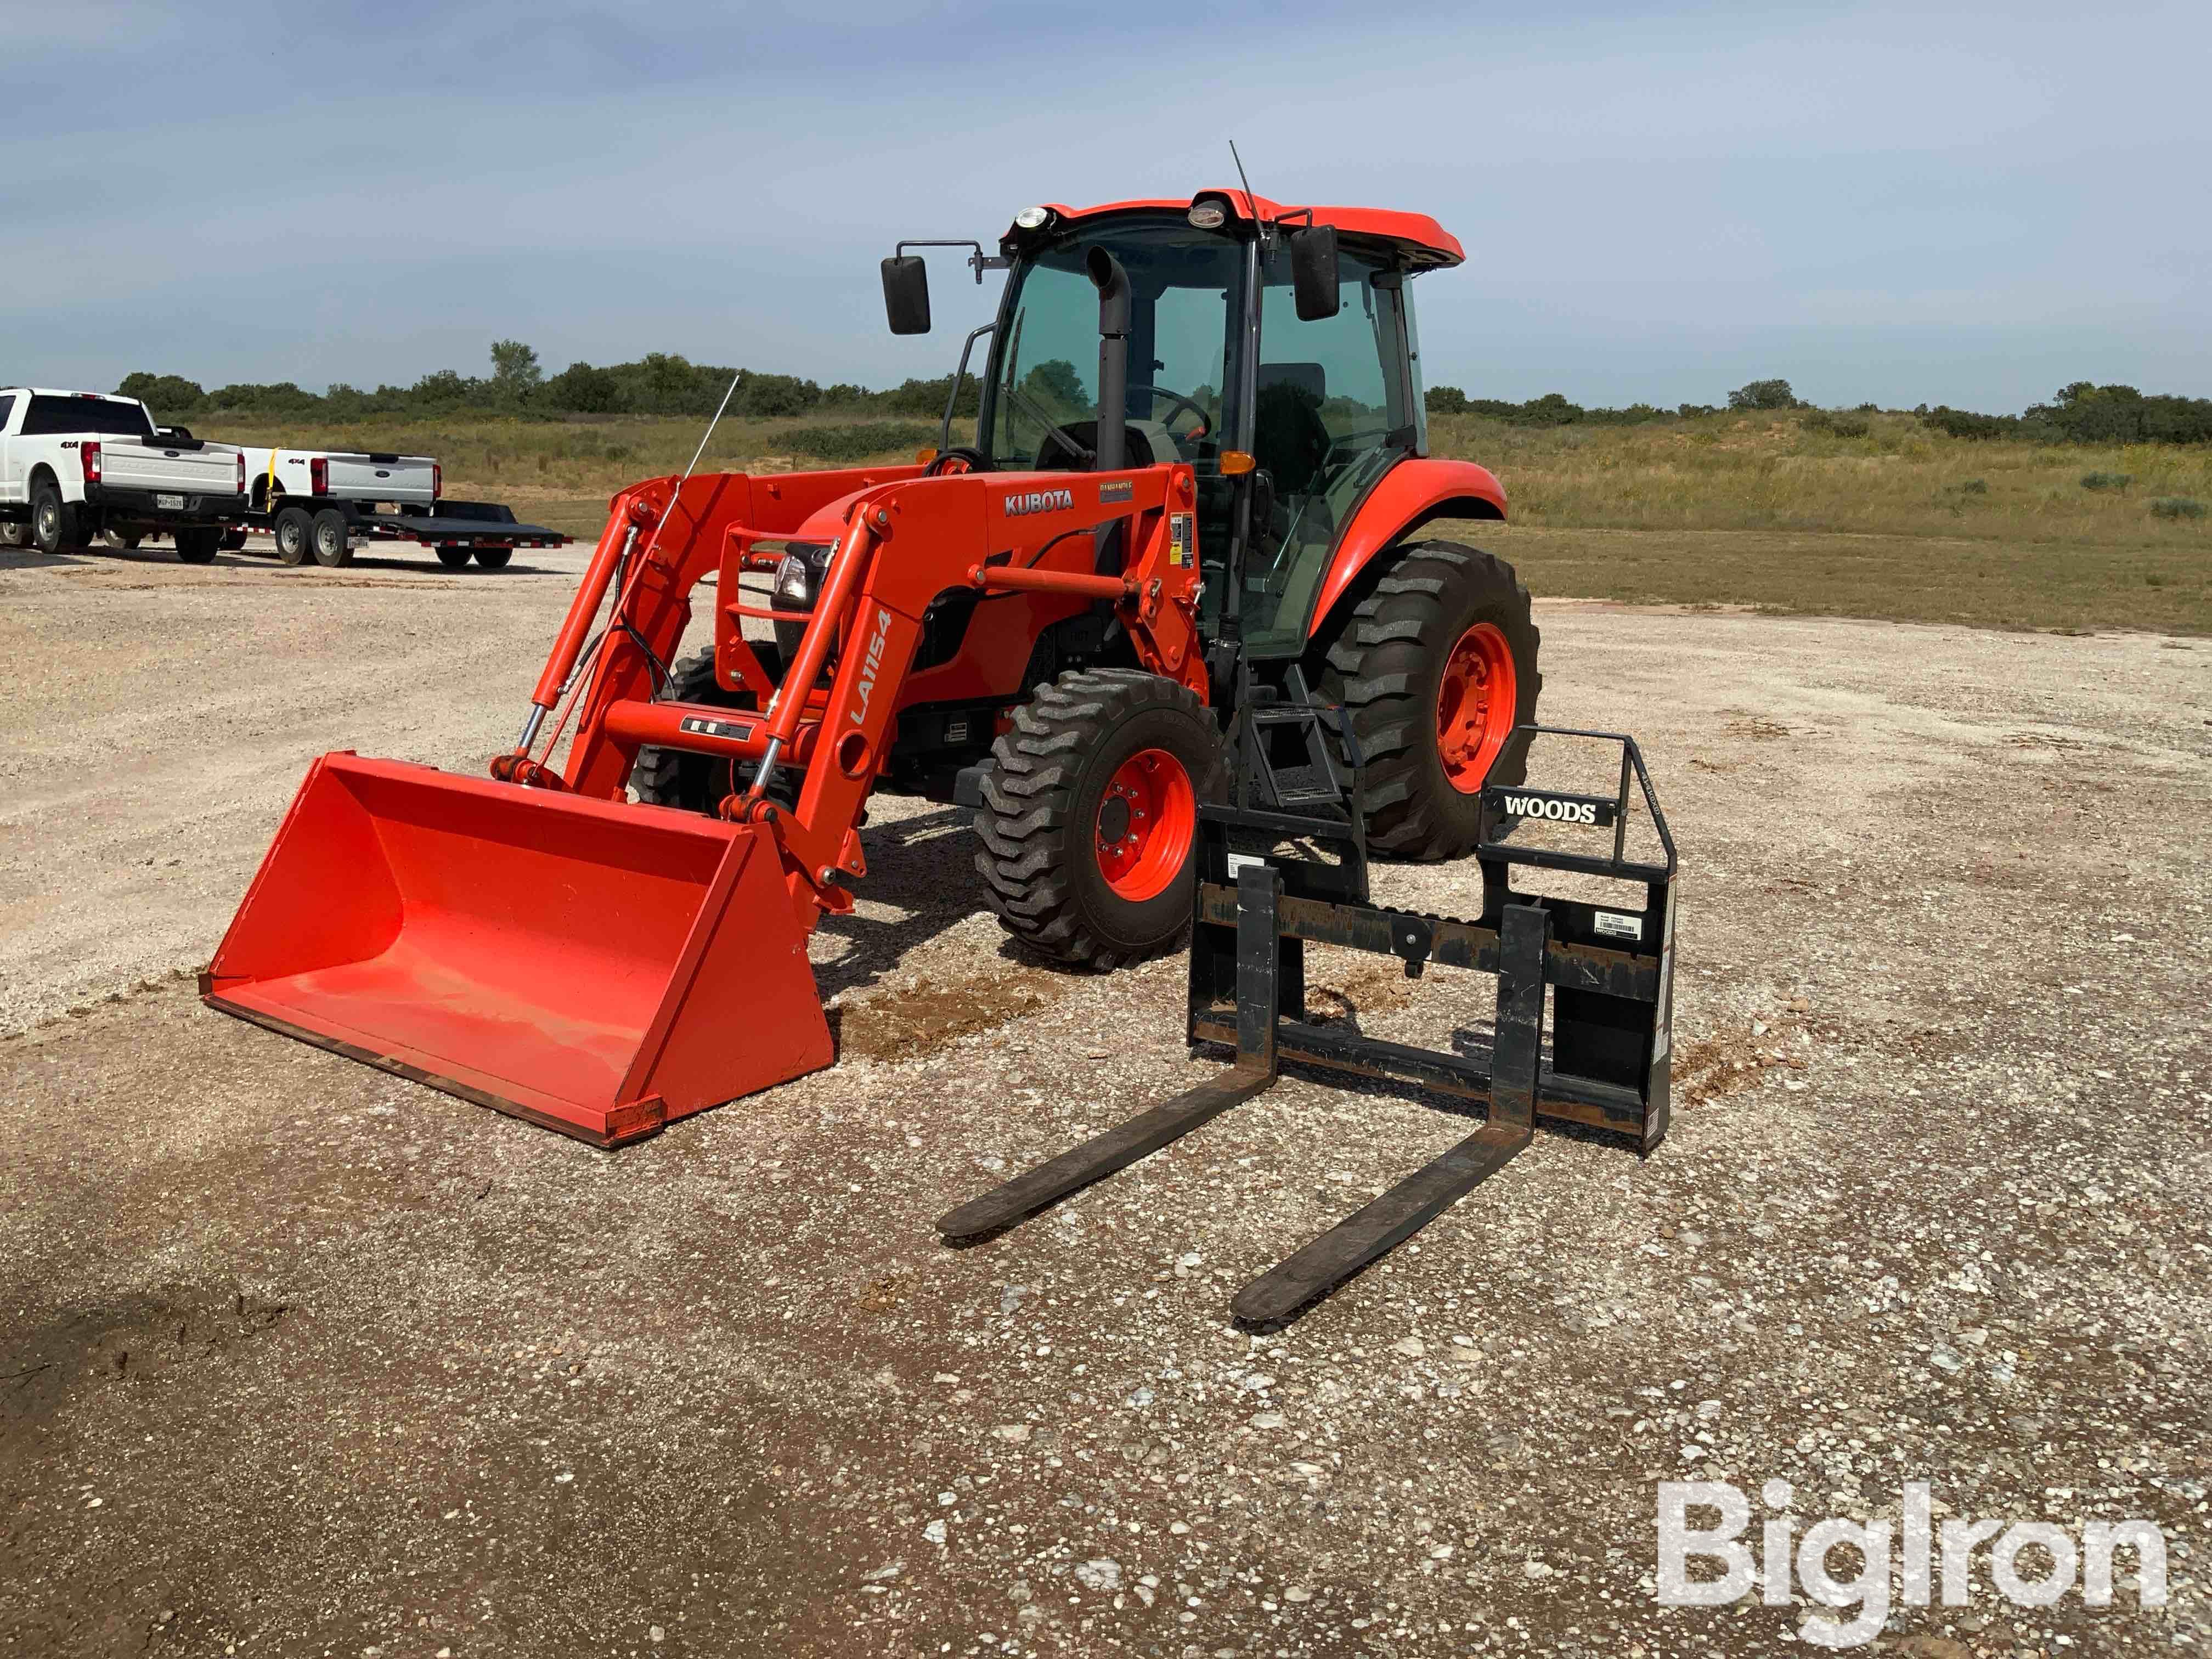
[810,804,992,1003]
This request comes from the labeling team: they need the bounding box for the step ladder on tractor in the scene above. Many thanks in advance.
[202,187,1679,1323]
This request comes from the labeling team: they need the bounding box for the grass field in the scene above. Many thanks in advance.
[205,407,2212,633]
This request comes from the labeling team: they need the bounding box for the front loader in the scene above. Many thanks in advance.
[204,188,1550,1146]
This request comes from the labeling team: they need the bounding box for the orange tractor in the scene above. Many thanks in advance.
[203,188,1543,1146]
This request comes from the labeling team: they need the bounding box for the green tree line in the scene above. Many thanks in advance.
[111,350,2212,449]
[116,340,983,425]
[1427,377,2212,445]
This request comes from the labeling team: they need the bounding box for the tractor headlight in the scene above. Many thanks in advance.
[774,541,831,606]
[774,552,811,603]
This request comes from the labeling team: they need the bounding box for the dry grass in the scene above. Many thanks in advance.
[205,408,2211,633]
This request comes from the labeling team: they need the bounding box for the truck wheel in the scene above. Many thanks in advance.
[630,648,754,812]
[1,521,30,548]
[472,545,513,570]
[975,668,1224,970]
[173,526,221,565]
[219,528,247,551]
[1320,541,1542,860]
[104,528,143,552]
[433,546,472,569]
[30,481,84,555]
[310,509,353,567]
[273,505,313,566]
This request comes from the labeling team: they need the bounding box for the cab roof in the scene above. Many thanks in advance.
[1006,191,1463,269]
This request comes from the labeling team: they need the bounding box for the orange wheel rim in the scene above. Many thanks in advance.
[1436,622,1517,793]
[1094,747,1195,901]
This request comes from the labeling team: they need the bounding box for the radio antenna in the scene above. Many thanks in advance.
[1228,140,1270,247]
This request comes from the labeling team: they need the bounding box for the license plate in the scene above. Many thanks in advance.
[155,493,184,510]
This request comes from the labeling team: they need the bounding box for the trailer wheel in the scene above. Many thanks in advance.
[433,546,472,569]
[631,648,755,813]
[173,526,221,565]
[103,528,143,552]
[30,481,84,555]
[310,509,353,568]
[975,668,1224,970]
[472,546,513,570]
[273,505,313,566]
[1319,541,1542,860]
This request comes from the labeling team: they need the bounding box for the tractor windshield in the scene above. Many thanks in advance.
[1237,239,1425,654]
[985,217,1243,476]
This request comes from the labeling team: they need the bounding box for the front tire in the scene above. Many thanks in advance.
[310,508,353,567]
[1,521,31,548]
[1321,541,1542,860]
[975,668,1224,970]
[30,482,84,555]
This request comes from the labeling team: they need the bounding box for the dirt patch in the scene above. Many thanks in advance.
[836,968,1065,1062]
[1,1285,289,1432]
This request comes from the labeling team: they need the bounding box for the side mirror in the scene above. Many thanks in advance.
[882,256,932,335]
[1289,224,1340,322]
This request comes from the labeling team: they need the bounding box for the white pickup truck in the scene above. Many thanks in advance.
[233,443,563,569]
[0,388,246,562]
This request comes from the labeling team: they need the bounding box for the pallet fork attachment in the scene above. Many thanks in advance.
[939,724,1678,1329]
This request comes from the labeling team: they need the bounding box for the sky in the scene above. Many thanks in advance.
[3,0,2207,413]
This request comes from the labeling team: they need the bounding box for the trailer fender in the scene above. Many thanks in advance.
[1304,457,1507,642]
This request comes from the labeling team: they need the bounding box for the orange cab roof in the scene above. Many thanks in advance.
[1011,192,1464,268]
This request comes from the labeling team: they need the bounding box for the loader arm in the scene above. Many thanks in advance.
[514,461,1205,927]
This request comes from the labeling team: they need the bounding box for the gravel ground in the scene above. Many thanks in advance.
[2,535,2209,1658]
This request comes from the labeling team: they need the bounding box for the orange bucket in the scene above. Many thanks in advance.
[202,753,832,1144]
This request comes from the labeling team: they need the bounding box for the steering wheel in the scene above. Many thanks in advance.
[1007,383,1097,467]
[1130,384,1212,441]
[924,446,988,476]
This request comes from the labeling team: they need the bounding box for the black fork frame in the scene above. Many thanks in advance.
[939,724,1677,1328]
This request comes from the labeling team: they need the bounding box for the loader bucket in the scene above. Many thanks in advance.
[202,753,833,1146]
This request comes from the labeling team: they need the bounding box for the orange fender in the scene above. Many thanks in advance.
[1305,457,1508,640]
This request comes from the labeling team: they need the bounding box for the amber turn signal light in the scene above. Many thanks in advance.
[1220,450,1256,475]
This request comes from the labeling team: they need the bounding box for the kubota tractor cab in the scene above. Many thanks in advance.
[203,188,1544,1146]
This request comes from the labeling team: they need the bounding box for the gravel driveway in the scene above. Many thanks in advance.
[3,537,2207,1657]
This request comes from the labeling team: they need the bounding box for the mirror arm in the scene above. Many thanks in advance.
[895,240,1012,285]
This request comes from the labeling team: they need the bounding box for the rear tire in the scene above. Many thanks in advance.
[310,508,353,567]
[974,668,1224,970]
[472,545,512,569]
[434,546,473,569]
[219,527,248,551]
[30,481,84,555]
[273,505,313,566]
[173,526,221,565]
[1320,540,1542,860]
[104,528,143,552]
[630,648,755,813]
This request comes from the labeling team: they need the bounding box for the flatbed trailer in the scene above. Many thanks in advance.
[234,495,569,569]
